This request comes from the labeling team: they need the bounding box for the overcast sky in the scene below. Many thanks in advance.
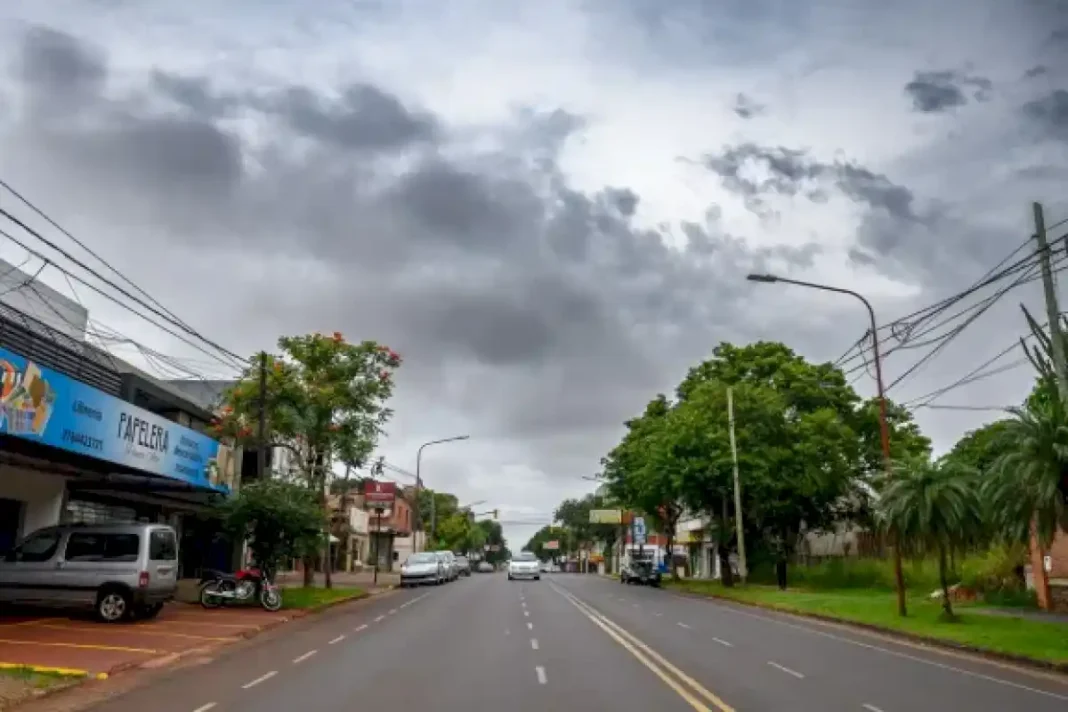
[1,1,1066,548]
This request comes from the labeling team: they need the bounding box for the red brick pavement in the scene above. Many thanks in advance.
[0,604,290,676]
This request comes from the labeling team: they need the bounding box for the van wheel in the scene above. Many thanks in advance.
[96,587,132,622]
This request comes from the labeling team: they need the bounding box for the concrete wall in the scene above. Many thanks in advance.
[0,465,66,537]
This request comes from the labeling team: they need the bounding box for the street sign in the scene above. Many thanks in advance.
[363,480,396,507]
[633,516,647,545]
[589,509,622,524]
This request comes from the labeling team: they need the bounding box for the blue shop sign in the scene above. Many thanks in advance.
[0,345,231,492]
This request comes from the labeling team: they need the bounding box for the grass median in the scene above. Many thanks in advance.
[0,666,81,710]
[281,586,367,610]
[665,580,1068,667]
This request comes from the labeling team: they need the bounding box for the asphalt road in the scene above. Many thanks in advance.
[75,573,1068,712]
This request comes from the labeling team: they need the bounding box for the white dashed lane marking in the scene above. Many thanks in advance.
[535,666,547,685]
[531,638,539,650]
[676,622,691,629]
[328,635,345,645]
[373,615,385,623]
[862,705,885,712]
[768,661,805,679]
[355,623,368,632]
[292,650,317,664]
[241,671,277,689]
[527,622,533,630]
[192,703,216,712]
[713,637,733,648]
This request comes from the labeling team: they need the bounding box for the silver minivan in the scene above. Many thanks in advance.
[0,522,179,622]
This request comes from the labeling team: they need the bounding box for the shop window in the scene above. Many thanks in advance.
[9,531,60,562]
[64,500,137,525]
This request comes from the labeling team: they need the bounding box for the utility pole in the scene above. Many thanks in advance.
[727,387,748,583]
[413,435,470,553]
[1034,202,1068,402]
[257,351,267,480]
[1033,201,1062,612]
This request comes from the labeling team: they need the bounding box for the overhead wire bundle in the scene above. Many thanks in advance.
[0,177,247,380]
[830,220,1068,411]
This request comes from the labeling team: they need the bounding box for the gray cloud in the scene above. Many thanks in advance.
[903,69,993,113]
[1023,90,1068,142]
[732,92,766,119]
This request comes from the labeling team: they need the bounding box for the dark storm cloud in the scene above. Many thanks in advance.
[18,25,105,98]
[696,141,1021,282]
[903,69,993,114]
[732,92,766,119]
[261,84,440,151]
[1023,90,1068,142]
[2,23,824,452]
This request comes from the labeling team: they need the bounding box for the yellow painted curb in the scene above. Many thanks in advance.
[0,661,90,678]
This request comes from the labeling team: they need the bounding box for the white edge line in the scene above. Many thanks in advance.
[192,704,217,712]
[241,671,277,689]
[292,650,317,664]
[767,661,805,679]
[676,622,691,629]
[713,637,733,648]
[328,635,345,645]
[535,665,547,684]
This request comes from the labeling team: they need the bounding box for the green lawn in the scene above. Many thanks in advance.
[666,580,1068,666]
[280,586,366,610]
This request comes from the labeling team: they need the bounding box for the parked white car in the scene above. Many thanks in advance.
[508,552,541,581]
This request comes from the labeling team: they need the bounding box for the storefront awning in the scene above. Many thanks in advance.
[0,345,233,494]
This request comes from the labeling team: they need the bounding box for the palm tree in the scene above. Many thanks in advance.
[986,395,1068,549]
[877,458,982,619]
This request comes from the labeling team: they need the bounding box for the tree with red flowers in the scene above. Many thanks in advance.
[213,332,402,586]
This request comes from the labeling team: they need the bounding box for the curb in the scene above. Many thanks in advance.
[0,662,105,681]
[664,585,1068,675]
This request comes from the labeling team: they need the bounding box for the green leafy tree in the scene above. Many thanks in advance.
[214,332,402,586]
[673,342,865,588]
[220,479,325,579]
[477,519,509,565]
[877,459,982,618]
[942,420,1015,474]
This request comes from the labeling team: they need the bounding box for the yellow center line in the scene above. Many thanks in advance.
[552,584,736,712]
[0,638,158,653]
[31,624,233,642]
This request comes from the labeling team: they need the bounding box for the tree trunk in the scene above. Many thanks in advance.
[302,555,314,587]
[938,543,954,619]
[322,489,333,589]
[719,547,734,587]
[775,559,787,590]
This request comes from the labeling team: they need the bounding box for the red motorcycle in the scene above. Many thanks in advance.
[199,568,283,611]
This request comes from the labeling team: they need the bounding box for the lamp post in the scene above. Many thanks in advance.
[747,273,907,617]
[413,435,471,552]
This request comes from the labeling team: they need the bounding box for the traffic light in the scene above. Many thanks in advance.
[492,509,498,519]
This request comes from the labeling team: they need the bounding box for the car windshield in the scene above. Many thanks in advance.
[515,553,537,562]
[407,553,437,564]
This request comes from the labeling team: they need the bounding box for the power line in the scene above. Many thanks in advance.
[0,225,245,371]
[883,260,1041,392]
[0,208,245,367]
[0,177,193,331]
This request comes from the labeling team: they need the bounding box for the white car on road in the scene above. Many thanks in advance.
[508,552,541,581]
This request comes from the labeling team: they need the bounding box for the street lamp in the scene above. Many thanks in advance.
[413,435,471,552]
[747,273,907,617]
